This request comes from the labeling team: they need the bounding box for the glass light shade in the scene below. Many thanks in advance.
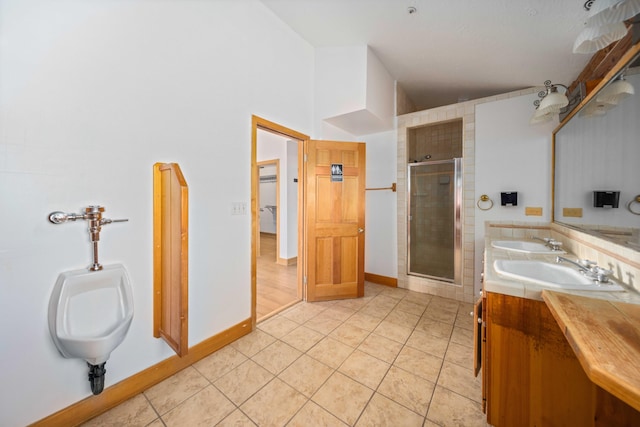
[586,0,640,27]
[580,100,615,117]
[596,78,635,104]
[573,22,629,54]
[537,90,569,114]
[529,108,554,125]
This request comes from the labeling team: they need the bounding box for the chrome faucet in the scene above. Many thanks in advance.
[530,235,563,251]
[556,256,613,283]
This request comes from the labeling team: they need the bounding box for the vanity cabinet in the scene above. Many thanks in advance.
[480,291,640,427]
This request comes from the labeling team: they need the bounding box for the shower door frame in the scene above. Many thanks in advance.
[406,158,462,284]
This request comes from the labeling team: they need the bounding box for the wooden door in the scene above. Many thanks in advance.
[305,140,365,302]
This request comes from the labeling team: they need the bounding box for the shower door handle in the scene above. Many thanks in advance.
[358,228,364,233]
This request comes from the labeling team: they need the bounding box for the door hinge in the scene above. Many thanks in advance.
[303,154,308,162]
[303,275,307,285]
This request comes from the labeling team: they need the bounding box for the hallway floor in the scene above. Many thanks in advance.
[82,283,488,426]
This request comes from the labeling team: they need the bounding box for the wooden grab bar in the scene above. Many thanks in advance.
[365,183,396,192]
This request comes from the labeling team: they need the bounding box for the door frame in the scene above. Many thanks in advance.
[251,115,309,327]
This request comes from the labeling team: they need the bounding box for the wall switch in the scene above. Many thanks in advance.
[231,202,247,215]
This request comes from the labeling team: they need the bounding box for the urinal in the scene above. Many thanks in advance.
[48,264,134,393]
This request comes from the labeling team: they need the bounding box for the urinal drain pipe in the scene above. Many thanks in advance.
[87,362,106,395]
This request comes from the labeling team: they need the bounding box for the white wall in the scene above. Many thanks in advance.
[363,130,398,278]
[0,1,313,425]
[474,93,557,293]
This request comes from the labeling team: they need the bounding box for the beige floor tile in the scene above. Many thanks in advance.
[395,299,428,316]
[427,386,487,427]
[257,315,299,338]
[373,319,413,344]
[304,312,344,335]
[80,394,157,427]
[162,385,235,427]
[405,329,449,358]
[252,340,302,374]
[312,372,374,426]
[377,366,435,416]
[193,345,248,382]
[240,378,307,426]
[213,359,274,405]
[143,366,209,415]
[429,297,460,313]
[281,325,325,352]
[384,309,421,328]
[281,303,326,323]
[368,294,400,310]
[455,311,475,331]
[415,317,454,339]
[402,292,433,306]
[355,393,424,427]
[379,287,408,300]
[357,333,403,363]
[329,323,371,347]
[394,346,443,383]
[216,408,256,426]
[450,326,474,347]
[146,419,164,427]
[279,354,334,398]
[423,307,458,324]
[335,296,372,311]
[231,329,276,357]
[343,312,381,332]
[338,350,390,389]
[437,361,482,403]
[287,401,348,427]
[322,305,357,322]
[445,341,474,369]
[307,337,355,369]
[359,303,393,319]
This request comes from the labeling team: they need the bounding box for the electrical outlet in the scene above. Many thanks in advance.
[231,202,247,215]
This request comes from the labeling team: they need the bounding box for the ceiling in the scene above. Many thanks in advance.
[260,0,594,111]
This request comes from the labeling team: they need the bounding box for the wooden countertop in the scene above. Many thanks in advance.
[542,290,640,412]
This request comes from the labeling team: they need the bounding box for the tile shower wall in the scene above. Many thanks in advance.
[408,120,462,162]
[397,88,539,303]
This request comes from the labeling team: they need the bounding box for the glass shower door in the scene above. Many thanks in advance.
[407,158,462,283]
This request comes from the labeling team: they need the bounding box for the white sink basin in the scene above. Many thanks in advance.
[491,240,565,254]
[493,260,624,291]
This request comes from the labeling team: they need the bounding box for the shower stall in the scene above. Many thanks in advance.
[407,158,462,283]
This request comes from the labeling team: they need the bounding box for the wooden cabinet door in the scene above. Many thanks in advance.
[153,163,188,356]
[304,140,365,302]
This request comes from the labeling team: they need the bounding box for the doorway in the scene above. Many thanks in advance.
[251,116,308,325]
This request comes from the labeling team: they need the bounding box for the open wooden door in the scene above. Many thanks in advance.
[305,140,365,302]
[153,162,188,356]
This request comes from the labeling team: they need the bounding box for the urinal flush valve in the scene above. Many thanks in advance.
[48,205,128,271]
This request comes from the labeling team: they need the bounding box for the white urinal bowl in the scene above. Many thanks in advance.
[48,264,134,365]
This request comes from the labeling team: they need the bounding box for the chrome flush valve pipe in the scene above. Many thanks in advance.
[48,205,128,271]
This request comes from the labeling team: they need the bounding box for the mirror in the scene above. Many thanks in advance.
[554,45,640,251]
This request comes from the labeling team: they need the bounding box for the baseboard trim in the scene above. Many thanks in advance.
[365,272,397,288]
[31,318,253,427]
[276,256,297,266]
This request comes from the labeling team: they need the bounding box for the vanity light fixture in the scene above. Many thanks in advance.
[596,73,635,104]
[585,0,640,27]
[573,0,640,54]
[529,81,570,124]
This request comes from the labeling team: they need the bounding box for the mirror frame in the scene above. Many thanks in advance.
[552,41,640,249]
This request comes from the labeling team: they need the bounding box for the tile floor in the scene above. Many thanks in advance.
[82,283,489,426]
